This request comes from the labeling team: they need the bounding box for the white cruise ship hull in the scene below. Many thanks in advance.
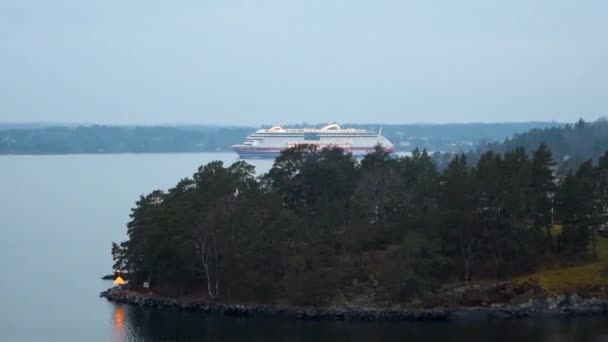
[233,123,394,159]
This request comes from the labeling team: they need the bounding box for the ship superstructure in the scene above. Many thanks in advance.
[233,123,393,158]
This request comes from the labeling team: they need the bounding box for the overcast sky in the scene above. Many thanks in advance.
[1,0,607,125]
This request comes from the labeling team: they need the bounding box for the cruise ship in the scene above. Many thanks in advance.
[233,123,394,158]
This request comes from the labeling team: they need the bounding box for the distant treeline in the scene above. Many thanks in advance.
[112,145,608,306]
[0,126,251,154]
[0,122,559,154]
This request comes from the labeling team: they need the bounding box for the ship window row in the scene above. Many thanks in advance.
[286,142,353,146]
[250,134,377,138]
[251,137,365,140]
[251,133,377,135]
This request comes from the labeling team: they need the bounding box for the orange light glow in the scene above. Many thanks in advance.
[113,276,126,285]
[113,305,125,329]
[112,305,126,342]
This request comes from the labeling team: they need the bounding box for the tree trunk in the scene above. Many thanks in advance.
[545,223,554,252]
[202,261,215,299]
[591,226,597,259]
[464,255,470,287]
[213,233,220,298]
[197,238,216,299]
[459,223,473,287]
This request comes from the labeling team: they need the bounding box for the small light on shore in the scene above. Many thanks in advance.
[113,276,126,285]
[113,269,126,285]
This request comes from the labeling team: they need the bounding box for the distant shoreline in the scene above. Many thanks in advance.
[0,151,237,156]
[0,122,562,155]
[100,286,608,322]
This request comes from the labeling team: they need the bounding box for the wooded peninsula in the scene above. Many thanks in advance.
[110,120,608,311]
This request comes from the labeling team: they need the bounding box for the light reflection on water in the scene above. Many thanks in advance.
[111,305,125,342]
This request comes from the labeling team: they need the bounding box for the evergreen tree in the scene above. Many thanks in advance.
[530,143,557,242]
[440,154,477,284]
[554,163,600,258]
[598,152,608,225]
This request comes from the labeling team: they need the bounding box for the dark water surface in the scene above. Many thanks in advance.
[1,153,608,341]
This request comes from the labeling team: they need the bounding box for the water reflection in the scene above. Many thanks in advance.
[113,306,125,329]
[110,303,608,342]
[111,305,125,342]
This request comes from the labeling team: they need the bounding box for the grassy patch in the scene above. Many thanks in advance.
[517,233,608,294]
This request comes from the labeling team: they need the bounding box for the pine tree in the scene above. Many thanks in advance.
[441,154,476,284]
[531,143,557,242]
[555,162,601,258]
[598,152,608,225]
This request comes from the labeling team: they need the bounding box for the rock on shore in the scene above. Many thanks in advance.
[100,287,608,321]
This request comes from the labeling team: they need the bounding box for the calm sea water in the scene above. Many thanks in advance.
[1,153,608,342]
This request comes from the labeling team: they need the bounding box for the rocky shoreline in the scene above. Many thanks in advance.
[100,286,608,321]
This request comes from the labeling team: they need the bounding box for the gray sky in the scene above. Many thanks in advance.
[1,0,607,125]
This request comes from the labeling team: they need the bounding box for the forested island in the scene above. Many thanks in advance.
[483,118,608,173]
[0,122,558,154]
[104,123,608,318]
[422,118,608,173]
